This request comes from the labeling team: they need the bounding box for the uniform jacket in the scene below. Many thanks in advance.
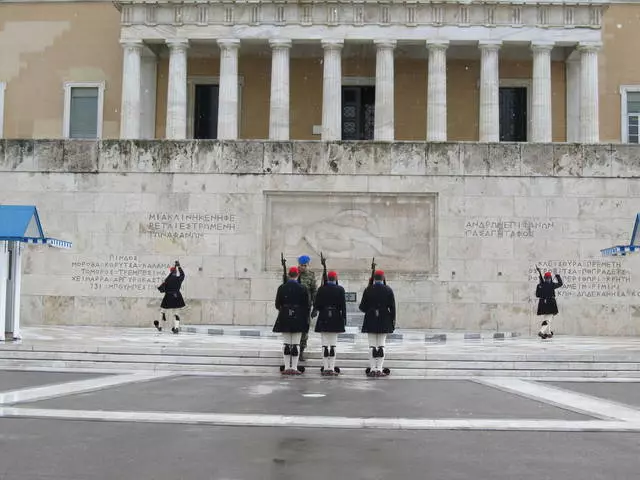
[159,268,186,309]
[273,280,310,333]
[314,282,347,333]
[536,274,563,316]
[359,282,396,334]
[298,270,318,307]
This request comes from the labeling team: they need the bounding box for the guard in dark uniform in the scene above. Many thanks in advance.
[313,270,346,376]
[359,269,395,377]
[273,266,310,375]
[155,260,186,334]
[535,266,563,339]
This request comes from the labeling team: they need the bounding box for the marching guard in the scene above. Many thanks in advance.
[313,253,346,376]
[535,266,563,339]
[274,263,310,375]
[155,260,186,334]
[359,259,396,377]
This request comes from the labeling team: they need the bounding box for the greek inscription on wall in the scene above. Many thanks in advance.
[71,255,167,292]
[142,212,238,239]
[465,218,554,238]
[529,260,640,298]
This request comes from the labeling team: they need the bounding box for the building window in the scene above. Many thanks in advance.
[621,86,640,144]
[63,82,104,139]
[0,81,5,139]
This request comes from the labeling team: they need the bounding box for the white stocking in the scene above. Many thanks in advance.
[321,333,330,370]
[173,315,180,330]
[368,333,377,370]
[326,333,338,370]
[540,316,552,335]
[290,332,302,370]
[375,334,387,370]
[282,333,293,367]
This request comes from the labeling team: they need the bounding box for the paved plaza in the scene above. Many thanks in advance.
[2,328,640,479]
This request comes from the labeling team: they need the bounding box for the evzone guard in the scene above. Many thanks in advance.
[359,258,396,377]
[312,253,346,376]
[535,266,564,339]
[155,260,186,334]
[273,259,309,375]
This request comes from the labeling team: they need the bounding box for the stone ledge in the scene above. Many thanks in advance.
[0,139,631,178]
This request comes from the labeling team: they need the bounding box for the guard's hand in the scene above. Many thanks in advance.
[175,260,180,266]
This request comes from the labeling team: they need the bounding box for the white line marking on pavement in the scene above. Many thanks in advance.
[0,372,176,406]
[1,407,640,432]
[474,377,640,422]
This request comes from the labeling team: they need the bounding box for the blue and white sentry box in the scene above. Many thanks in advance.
[0,205,72,341]
[600,213,640,257]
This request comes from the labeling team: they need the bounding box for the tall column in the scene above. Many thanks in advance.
[426,40,448,141]
[374,40,396,141]
[566,55,581,142]
[217,39,241,140]
[478,41,501,142]
[165,39,189,140]
[578,42,601,143]
[321,39,343,141]
[119,40,143,139]
[269,39,291,140]
[531,41,554,142]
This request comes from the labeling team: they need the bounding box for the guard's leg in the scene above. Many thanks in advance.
[281,333,292,373]
[367,333,378,376]
[376,334,388,375]
[172,314,181,334]
[327,333,339,373]
[539,316,552,338]
[321,333,330,373]
[299,331,308,362]
[290,332,304,373]
[154,310,164,331]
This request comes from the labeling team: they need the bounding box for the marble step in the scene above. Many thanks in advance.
[0,358,639,378]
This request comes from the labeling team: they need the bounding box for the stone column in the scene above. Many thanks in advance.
[478,41,501,142]
[374,39,396,141]
[321,39,344,141]
[165,39,189,140]
[531,41,554,142]
[119,40,143,139]
[268,39,291,141]
[565,56,581,142]
[426,40,449,141]
[578,42,601,143]
[217,39,241,140]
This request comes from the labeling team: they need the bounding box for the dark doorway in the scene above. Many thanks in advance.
[194,84,219,139]
[499,87,527,142]
[342,86,375,140]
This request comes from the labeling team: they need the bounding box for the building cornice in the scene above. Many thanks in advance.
[113,0,608,30]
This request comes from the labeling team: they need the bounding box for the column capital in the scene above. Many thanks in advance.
[269,39,292,49]
[577,41,602,53]
[426,39,449,50]
[120,39,144,50]
[218,38,241,50]
[478,40,502,50]
[374,39,397,50]
[531,41,555,52]
[321,39,344,50]
[166,38,189,50]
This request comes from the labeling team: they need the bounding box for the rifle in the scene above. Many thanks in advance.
[535,265,543,283]
[369,257,376,286]
[281,252,287,284]
[321,252,328,286]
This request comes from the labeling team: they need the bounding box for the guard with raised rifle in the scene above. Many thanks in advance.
[155,260,186,334]
[297,254,318,362]
[273,260,310,375]
[359,258,395,377]
[535,265,563,339]
[313,253,346,376]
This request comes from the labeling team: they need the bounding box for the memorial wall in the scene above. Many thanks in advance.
[1,139,640,336]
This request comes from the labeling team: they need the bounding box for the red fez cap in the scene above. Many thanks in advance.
[289,266,299,275]
[374,269,385,276]
[544,271,552,278]
[169,266,176,271]
[327,270,337,279]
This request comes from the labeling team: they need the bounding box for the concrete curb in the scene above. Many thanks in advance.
[183,325,521,344]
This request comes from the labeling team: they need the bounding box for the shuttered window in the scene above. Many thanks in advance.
[69,87,99,138]
[627,91,640,144]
